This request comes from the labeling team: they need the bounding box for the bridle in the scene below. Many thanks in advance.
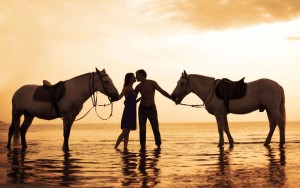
[74,71,113,121]
[178,75,216,108]
[95,71,111,99]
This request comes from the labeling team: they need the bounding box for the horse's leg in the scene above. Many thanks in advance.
[19,112,34,149]
[269,109,285,147]
[7,112,21,149]
[276,111,285,147]
[223,115,234,147]
[215,114,225,147]
[62,116,75,152]
[264,110,277,146]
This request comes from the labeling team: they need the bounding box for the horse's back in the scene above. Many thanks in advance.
[12,85,39,108]
[250,78,283,90]
[247,78,284,105]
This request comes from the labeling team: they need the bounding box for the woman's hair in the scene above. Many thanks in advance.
[124,73,134,87]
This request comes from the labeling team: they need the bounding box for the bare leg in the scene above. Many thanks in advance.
[124,131,130,150]
[20,113,34,149]
[115,129,130,149]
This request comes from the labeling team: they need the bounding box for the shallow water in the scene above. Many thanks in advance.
[0,122,300,187]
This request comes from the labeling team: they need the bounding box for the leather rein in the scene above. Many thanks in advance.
[74,72,113,121]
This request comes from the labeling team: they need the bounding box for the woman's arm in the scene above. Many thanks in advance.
[118,87,128,100]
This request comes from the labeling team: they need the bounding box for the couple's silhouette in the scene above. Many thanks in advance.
[115,69,174,150]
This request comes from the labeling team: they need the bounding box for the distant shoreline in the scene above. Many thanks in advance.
[1,121,299,126]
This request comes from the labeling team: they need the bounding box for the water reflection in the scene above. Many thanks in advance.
[119,150,138,186]
[118,148,161,187]
[6,148,33,184]
[60,151,81,186]
[265,146,286,187]
[213,147,233,187]
[139,148,161,187]
[6,149,82,186]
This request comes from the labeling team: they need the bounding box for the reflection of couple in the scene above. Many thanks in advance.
[114,69,174,150]
[118,148,161,187]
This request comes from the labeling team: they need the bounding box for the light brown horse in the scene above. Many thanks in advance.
[7,68,119,151]
[171,71,286,147]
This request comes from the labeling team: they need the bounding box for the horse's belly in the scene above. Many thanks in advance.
[25,101,58,120]
[229,100,260,114]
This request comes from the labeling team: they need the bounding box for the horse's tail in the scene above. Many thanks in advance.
[280,86,286,124]
[12,112,21,148]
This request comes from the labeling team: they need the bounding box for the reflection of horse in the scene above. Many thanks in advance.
[266,146,286,186]
[171,71,286,147]
[7,68,119,151]
[7,149,31,183]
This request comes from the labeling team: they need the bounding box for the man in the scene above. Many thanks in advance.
[134,69,174,150]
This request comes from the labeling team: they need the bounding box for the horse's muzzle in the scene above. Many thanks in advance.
[171,94,182,104]
[109,94,119,102]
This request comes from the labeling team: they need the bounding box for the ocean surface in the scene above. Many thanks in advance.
[0,121,300,187]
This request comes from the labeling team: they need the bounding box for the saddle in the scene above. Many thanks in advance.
[33,80,65,117]
[215,77,247,112]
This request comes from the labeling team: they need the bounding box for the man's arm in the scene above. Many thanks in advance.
[153,81,173,100]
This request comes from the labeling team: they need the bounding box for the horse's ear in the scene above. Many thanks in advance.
[102,69,106,74]
[95,67,100,73]
[183,70,187,75]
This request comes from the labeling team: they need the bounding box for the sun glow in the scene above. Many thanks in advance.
[0,1,300,124]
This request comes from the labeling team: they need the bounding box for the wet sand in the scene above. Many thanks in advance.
[0,122,300,187]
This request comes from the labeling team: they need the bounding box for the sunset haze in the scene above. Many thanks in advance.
[1,0,300,124]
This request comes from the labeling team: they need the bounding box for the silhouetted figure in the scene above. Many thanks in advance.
[115,73,140,150]
[134,69,174,149]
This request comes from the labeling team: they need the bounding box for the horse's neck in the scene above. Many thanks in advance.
[190,74,215,101]
[67,73,95,103]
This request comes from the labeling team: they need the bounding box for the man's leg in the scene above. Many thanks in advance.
[138,106,147,149]
[148,106,161,147]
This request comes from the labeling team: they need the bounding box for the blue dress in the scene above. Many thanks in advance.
[121,90,137,130]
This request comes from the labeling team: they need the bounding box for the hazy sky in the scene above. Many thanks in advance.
[1,0,300,124]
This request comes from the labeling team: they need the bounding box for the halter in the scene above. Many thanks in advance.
[96,71,111,98]
[74,72,113,121]
[179,75,216,108]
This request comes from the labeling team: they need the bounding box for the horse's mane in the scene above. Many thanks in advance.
[190,74,215,80]
[64,72,94,82]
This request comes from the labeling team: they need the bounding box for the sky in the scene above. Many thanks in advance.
[0,0,300,125]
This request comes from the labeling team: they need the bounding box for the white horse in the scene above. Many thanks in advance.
[7,68,119,151]
[171,71,286,147]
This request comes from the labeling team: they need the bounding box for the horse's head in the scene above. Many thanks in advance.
[171,70,191,104]
[95,68,119,102]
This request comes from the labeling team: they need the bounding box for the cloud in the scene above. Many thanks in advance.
[137,0,300,30]
[287,36,300,40]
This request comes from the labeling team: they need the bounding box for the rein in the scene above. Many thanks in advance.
[179,76,216,108]
[74,72,113,121]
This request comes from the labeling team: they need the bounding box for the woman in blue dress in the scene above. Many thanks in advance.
[115,73,140,150]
